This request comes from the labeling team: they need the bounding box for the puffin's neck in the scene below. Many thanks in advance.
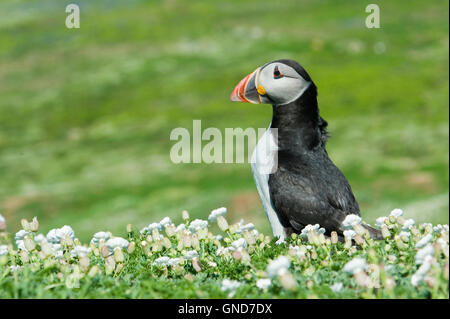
[270,84,322,152]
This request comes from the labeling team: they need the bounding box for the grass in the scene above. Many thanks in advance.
[0,0,448,241]
[0,211,448,298]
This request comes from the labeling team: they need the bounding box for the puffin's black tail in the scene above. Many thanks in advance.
[362,223,383,240]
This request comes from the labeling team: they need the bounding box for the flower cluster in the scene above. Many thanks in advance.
[0,206,448,298]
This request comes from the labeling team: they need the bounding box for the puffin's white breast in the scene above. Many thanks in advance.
[251,127,286,239]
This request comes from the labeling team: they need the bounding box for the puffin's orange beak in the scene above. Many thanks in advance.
[230,68,262,104]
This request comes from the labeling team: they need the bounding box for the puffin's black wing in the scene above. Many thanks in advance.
[268,148,360,235]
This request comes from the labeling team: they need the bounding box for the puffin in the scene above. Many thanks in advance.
[230,59,381,241]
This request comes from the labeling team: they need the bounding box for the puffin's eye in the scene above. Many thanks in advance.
[273,65,283,79]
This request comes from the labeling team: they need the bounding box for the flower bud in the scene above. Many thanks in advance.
[61,235,73,247]
[318,234,326,245]
[232,250,242,260]
[165,225,176,237]
[126,223,132,233]
[394,236,408,250]
[192,236,200,250]
[354,271,370,288]
[29,217,39,232]
[177,240,184,251]
[192,258,202,272]
[182,210,190,221]
[88,265,100,277]
[21,219,30,231]
[331,231,338,244]
[105,256,115,275]
[344,238,352,249]
[388,215,396,224]
[79,256,90,272]
[354,234,365,247]
[217,216,229,231]
[113,248,124,263]
[41,242,54,257]
[163,237,172,250]
[279,271,298,291]
[115,262,124,274]
[183,235,192,248]
[381,225,391,239]
[152,240,162,252]
[24,236,36,251]
[20,250,29,263]
[152,228,160,242]
[127,241,136,254]
[396,216,405,226]
[101,245,109,258]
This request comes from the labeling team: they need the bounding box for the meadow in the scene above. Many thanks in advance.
[0,0,448,298]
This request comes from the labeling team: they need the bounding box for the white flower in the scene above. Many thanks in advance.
[0,214,5,223]
[240,223,255,232]
[415,234,433,249]
[256,278,271,290]
[330,282,343,292]
[184,250,199,260]
[168,258,180,266]
[342,214,362,229]
[375,216,387,228]
[389,208,403,218]
[231,238,247,250]
[275,237,286,245]
[399,231,411,238]
[343,257,367,275]
[90,231,111,246]
[188,219,208,232]
[433,224,449,234]
[70,245,91,258]
[415,244,434,265]
[34,234,46,244]
[300,224,325,239]
[343,230,356,240]
[10,265,20,272]
[216,246,230,256]
[105,237,129,254]
[266,256,291,277]
[46,225,75,244]
[411,255,433,286]
[385,264,394,272]
[159,217,172,227]
[15,230,31,250]
[153,256,170,266]
[176,224,186,233]
[15,229,30,242]
[0,245,8,256]
[208,207,227,222]
[437,238,448,250]
[140,223,162,234]
[216,235,223,241]
[402,219,415,230]
[288,245,306,258]
[221,279,242,296]
[54,250,64,259]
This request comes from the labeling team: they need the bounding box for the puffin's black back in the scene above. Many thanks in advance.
[266,61,381,239]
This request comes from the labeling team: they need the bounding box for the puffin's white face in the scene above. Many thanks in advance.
[230,62,311,106]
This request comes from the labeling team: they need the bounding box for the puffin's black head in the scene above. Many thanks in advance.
[230,59,315,106]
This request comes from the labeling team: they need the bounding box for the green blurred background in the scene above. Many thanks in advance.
[0,0,448,241]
